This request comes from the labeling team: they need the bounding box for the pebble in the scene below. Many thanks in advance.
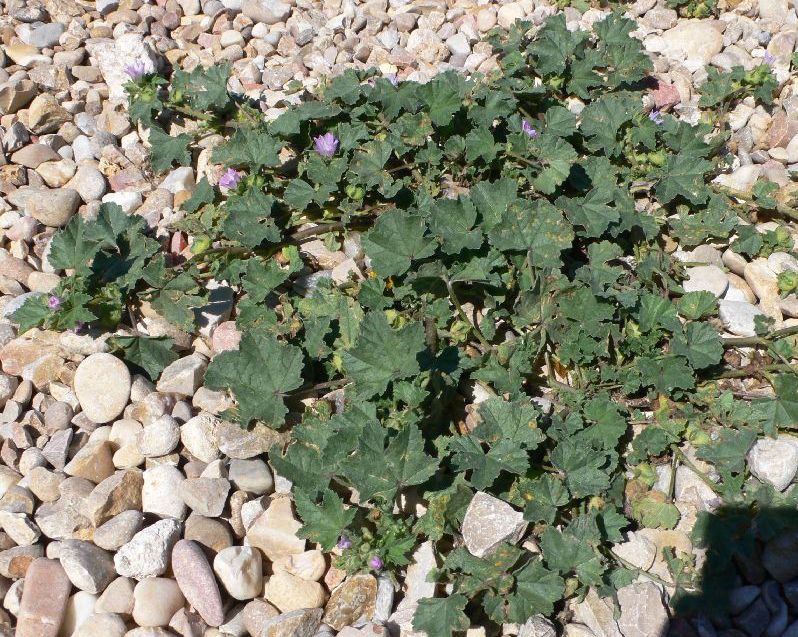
[323,574,377,630]
[58,540,116,594]
[246,497,305,561]
[74,354,131,424]
[748,436,798,491]
[719,300,765,337]
[229,459,273,495]
[172,540,224,627]
[114,519,181,580]
[264,570,327,612]
[682,265,729,297]
[214,546,263,600]
[142,464,186,519]
[179,477,230,517]
[156,354,207,397]
[93,511,144,551]
[132,578,185,627]
[461,492,527,558]
[24,188,81,227]
[137,415,180,457]
[16,558,71,637]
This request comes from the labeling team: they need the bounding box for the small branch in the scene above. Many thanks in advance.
[290,222,347,244]
[670,445,722,495]
[712,363,798,379]
[715,185,798,222]
[721,324,798,348]
[292,378,349,396]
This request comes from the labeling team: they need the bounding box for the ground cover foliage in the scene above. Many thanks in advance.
[15,12,798,635]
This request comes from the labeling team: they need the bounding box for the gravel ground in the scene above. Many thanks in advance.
[0,0,796,636]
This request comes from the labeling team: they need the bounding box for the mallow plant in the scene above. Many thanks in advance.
[14,13,798,635]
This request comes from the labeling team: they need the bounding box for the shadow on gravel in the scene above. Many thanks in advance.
[666,505,798,637]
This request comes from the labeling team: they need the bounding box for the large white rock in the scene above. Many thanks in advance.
[748,436,798,492]
[616,582,669,637]
[114,519,181,579]
[74,353,131,424]
[461,492,527,558]
[213,546,263,600]
[86,34,161,102]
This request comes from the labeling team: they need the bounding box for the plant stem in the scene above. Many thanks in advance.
[721,324,798,347]
[669,445,722,495]
[713,363,798,379]
[444,277,491,349]
[715,185,798,222]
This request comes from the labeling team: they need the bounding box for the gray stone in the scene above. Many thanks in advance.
[682,265,729,297]
[729,585,760,615]
[748,436,798,492]
[719,300,765,337]
[764,533,798,583]
[242,0,291,24]
[114,518,181,580]
[519,615,557,637]
[24,188,81,227]
[22,23,65,49]
[93,511,145,551]
[616,582,669,637]
[156,354,207,397]
[179,477,230,517]
[59,540,115,594]
[461,492,527,557]
[733,597,769,637]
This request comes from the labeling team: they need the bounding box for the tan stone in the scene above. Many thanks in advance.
[263,571,327,613]
[246,497,305,561]
[64,441,115,484]
[323,575,377,630]
[83,470,143,526]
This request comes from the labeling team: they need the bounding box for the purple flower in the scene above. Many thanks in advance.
[521,119,538,138]
[336,535,352,550]
[218,167,242,190]
[71,321,85,334]
[47,295,62,310]
[313,132,339,158]
[369,556,383,570]
[648,110,664,125]
[763,51,776,65]
[387,73,399,87]
[123,60,146,80]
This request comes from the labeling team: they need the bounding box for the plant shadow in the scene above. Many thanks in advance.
[664,505,798,637]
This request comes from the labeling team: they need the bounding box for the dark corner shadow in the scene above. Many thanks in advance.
[666,505,798,637]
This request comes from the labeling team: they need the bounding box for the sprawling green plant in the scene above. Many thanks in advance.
[16,13,798,633]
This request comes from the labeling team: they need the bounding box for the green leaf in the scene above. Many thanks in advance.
[11,294,51,332]
[212,128,282,171]
[48,215,99,273]
[342,311,425,398]
[108,336,178,381]
[449,435,528,490]
[506,559,565,621]
[428,197,483,255]
[418,72,469,126]
[541,527,603,584]
[222,189,281,248]
[294,489,355,550]
[149,126,192,173]
[342,421,438,502]
[638,293,681,333]
[204,331,304,427]
[655,154,711,205]
[474,398,543,448]
[522,475,570,524]
[471,178,517,230]
[487,200,574,267]
[362,210,436,277]
[696,427,756,474]
[631,492,680,529]
[182,177,215,213]
[670,322,723,369]
[177,63,232,111]
[550,440,612,499]
[678,291,718,320]
[413,595,470,637]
